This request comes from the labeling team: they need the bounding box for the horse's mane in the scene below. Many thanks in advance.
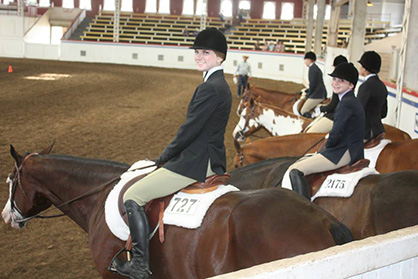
[44,154,130,169]
[250,87,299,96]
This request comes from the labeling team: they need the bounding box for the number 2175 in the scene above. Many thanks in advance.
[325,179,346,189]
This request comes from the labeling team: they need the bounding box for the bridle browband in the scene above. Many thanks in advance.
[8,153,122,226]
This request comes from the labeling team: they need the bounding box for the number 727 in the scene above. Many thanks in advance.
[171,197,199,213]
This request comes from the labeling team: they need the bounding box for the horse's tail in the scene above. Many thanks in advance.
[329,221,354,245]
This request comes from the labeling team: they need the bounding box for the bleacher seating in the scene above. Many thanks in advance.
[227,19,400,53]
[78,13,401,53]
[80,11,230,46]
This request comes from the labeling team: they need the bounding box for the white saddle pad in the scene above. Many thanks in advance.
[163,185,239,229]
[292,100,321,118]
[104,160,239,240]
[104,160,156,241]
[311,167,379,201]
[364,139,391,168]
[293,99,301,116]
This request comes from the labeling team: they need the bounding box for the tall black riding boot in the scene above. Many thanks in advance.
[113,200,150,279]
[289,169,311,200]
[302,112,312,119]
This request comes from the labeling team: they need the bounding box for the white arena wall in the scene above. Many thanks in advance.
[210,225,418,279]
[1,13,417,139]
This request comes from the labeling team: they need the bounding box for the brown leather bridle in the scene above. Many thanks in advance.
[7,152,121,227]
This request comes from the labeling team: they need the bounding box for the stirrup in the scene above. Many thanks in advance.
[108,247,131,277]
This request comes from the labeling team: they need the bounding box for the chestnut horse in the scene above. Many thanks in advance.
[2,144,353,279]
[233,99,411,142]
[233,134,418,174]
[237,85,301,116]
[228,157,418,240]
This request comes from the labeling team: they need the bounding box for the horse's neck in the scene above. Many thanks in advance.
[31,156,127,232]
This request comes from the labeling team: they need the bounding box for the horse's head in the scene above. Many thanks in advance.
[237,84,257,116]
[2,142,55,229]
[232,98,261,142]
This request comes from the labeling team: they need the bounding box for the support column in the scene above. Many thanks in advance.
[395,0,417,127]
[113,0,120,42]
[402,0,417,91]
[305,0,315,52]
[347,0,367,63]
[200,0,207,31]
[327,1,341,47]
[314,0,326,54]
[17,0,24,16]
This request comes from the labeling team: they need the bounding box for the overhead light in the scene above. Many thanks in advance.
[367,1,373,7]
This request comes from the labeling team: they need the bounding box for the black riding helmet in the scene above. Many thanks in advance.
[358,51,381,74]
[304,51,316,61]
[333,55,348,67]
[190,27,228,60]
[328,62,359,87]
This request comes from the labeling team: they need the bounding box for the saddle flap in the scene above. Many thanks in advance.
[306,159,370,196]
[118,174,148,223]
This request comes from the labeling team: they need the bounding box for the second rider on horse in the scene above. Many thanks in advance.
[288,62,365,200]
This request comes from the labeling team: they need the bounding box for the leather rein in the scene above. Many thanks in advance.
[8,153,123,226]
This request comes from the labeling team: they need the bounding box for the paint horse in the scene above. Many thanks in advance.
[233,98,411,142]
[2,144,353,279]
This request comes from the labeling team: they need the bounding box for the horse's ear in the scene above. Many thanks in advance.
[250,98,254,106]
[10,145,23,164]
[39,140,55,155]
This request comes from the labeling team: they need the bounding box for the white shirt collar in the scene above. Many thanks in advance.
[365,73,376,81]
[204,65,223,82]
[338,89,352,100]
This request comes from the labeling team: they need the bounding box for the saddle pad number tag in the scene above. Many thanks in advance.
[311,168,379,201]
[323,177,348,190]
[167,197,201,216]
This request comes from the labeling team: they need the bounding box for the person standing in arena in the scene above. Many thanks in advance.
[306,55,348,133]
[357,51,388,141]
[300,51,327,118]
[234,55,252,98]
[288,62,365,200]
[110,27,232,279]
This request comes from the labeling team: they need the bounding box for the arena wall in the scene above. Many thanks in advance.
[210,225,418,279]
[1,13,417,139]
